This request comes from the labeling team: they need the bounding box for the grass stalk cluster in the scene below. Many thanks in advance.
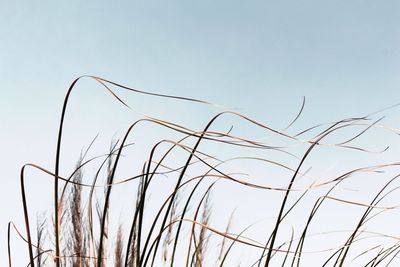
[8,76,400,266]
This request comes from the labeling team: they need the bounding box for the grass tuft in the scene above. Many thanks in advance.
[9,76,400,266]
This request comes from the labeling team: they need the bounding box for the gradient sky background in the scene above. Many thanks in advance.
[1,0,400,265]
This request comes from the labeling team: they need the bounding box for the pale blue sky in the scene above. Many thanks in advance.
[1,0,400,265]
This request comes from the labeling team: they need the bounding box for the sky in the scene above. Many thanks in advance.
[1,0,400,265]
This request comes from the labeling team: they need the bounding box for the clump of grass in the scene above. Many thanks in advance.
[8,76,400,266]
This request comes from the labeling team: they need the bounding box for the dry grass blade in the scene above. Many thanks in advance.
[8,222,12,267]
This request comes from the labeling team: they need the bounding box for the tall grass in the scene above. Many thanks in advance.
[9,76,400,266]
